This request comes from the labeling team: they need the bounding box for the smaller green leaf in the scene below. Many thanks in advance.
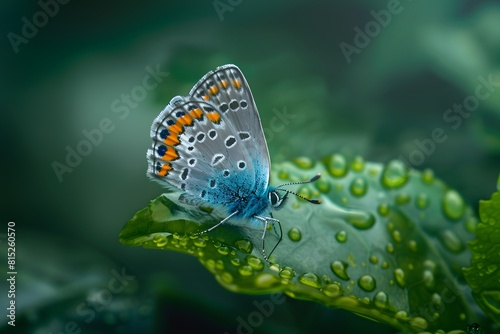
[463,185,500,326]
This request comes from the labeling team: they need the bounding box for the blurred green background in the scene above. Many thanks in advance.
[2,0,500,333]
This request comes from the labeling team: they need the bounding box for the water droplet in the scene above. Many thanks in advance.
[408,240,418,252]
[395,310,408,321]
[350,177,368,197]
[442,190,465,220]
[351,156,364,171]
[410,317,428,330]
[231,257,241,266]
[217,246,229,255]
[421,169,434,184]
[382,160,409,188]
[465,217,478,233]
[278,169,289,180]
[235,239,253,254]
[431,293,442,309]
[422,269,434,289]
[392,230,402,243]
[269,263,280,272]
[377,203,390,216]
[336,230,348,243]
[238,265,253,276]
[486,264,498,274]
[327,154,348,178]
[424,259,436,271]
[255,273,280,288]
[331,261,350,280]
[440,230,464,253]
[205,259,215,270]
[179,238,188,247]
[382,261,389,269]
[323,282,343,297]
[346,212,376,230]
[386,243,394,253]
[155,235,168,247]
[466,323,484,334]
[220,272,233,284]
[394,268,405,287]
[373,291,389,310]
[416,193,429,209]
[298,273,322,289]
[279,266,295,279]
[395,193,410,205]
[369,256,379,264]
[246,255,264,271]
[315,179,331,193]
[288,227,302,242]
[293,157,313,169]
[215,260,224,270]
[153,234,163,243]
[193,238,207,248]
[358,275,376,291]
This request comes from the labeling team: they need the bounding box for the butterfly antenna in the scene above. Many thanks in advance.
[276,173,321,204]
[276,173,321,189]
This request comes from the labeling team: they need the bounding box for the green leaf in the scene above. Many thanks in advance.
[463,177,500,327]
[120,155,478,333]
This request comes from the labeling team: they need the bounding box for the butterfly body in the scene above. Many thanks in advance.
[147,64,319,262]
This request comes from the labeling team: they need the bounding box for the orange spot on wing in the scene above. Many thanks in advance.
[189,108,203,119]
[232,79,241,89]
[209,85,218,95]
[168,122,183,134]
[162,147,179,161]
[220,80,228,89]
[158,163,172,177]
[178,114,193,126]
[202,94,210,101]
[164,132,180,146]
[206,112,221,123]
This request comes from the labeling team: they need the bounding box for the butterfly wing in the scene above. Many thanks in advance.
[147,65,271,212]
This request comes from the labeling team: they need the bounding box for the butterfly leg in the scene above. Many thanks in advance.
[193,210,239,236]
[253,215,282,265]
[269,213,281,239]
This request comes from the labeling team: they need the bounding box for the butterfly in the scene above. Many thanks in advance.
[146,64,320,264]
